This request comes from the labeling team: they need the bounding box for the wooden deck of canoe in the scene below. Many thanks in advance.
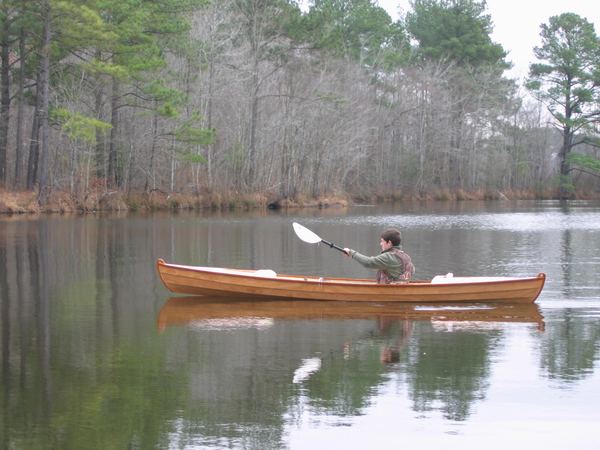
[156,259,546,304]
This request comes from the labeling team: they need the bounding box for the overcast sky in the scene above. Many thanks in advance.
[377,0,600,80]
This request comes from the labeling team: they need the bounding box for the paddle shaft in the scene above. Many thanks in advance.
[321,239,347,254]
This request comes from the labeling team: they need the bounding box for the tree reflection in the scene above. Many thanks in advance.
[539,311,600,383]
[405,324,499,421]
[296,321,500,422]
[536,204,600,383]
[560,227,574,294]
[0,218,187,449]
[156,298,546,440]
[1,208,598,449]
[158,320,379,448]
[1,225,10,447]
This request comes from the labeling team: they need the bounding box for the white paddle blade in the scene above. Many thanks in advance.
[293,222,322,244]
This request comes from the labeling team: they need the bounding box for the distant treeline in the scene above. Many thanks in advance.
[1,0,599,206]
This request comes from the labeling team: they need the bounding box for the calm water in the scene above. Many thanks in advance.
[1,201,599,449]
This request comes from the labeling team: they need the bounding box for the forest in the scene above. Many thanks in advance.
[1,0,600,212]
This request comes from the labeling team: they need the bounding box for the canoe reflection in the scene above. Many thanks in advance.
[157,296,544,332]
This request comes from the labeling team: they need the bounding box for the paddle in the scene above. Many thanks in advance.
[293,222,347,254]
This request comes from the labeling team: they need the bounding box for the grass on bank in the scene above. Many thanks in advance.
[0,187,598,215]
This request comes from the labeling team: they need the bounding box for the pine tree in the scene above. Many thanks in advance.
[527,13,600,198]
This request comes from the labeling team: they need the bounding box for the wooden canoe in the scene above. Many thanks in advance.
[156,296,545,332]
[156,259,546,303]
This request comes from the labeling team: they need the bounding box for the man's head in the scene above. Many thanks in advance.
[380,228,401,246]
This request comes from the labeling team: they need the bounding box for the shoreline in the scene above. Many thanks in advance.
[1,188,599,216]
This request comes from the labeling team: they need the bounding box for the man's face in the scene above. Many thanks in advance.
[380,238,393,252]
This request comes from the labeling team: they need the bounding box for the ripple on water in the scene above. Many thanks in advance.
[332,211,600,232]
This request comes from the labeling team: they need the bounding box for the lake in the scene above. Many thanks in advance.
[1,200,599,449]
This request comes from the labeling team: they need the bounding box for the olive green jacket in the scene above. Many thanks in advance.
[347,245,408,280]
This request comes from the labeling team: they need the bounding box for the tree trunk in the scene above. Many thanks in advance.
[144,103,158,192]
[0,18,11,187]
[206,54,215,190]
[14,27,26,188]
[94,61,105,182]
[559,87,573,199]
[246,66,259,189]
[37,5,51,205]
[559,128,573,198]
[69,143,76,194]
[107,76,120,188]
[125,142,135,194]
[26,72,41,190]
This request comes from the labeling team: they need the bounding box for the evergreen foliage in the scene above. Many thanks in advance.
[0,0,598,202]
[406,0,507,68]
[527,13,600,197]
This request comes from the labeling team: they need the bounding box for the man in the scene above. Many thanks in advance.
[344,228,415,283]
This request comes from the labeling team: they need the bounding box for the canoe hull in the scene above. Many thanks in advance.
[156,259,546,304]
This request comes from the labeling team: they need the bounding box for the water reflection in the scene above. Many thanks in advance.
[1,202,600,448]
[156,297,546,434]
[157,297,545,331]
[540,309,600,383]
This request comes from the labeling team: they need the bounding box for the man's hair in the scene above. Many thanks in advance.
[381,228,401,246]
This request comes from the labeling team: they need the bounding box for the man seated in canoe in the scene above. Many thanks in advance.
[344,228,415,283]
